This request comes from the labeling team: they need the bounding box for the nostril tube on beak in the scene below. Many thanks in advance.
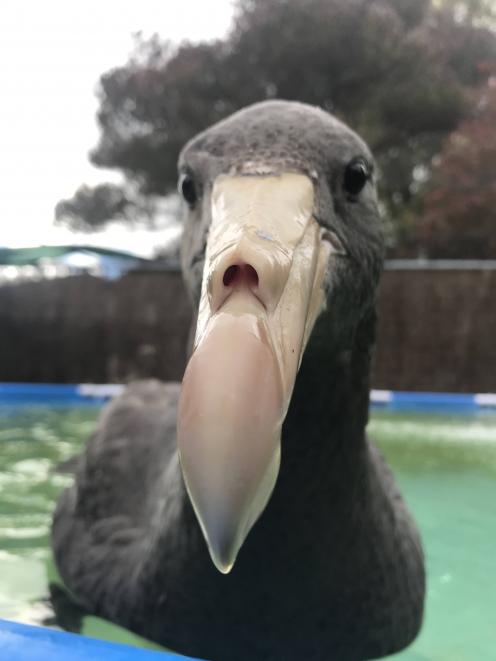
[223,263,259,289]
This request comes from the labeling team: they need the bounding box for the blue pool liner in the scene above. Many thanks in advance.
[0,618,201,661]
[369,389,496,413]
[0,383,495,413]
[0,383,124,407]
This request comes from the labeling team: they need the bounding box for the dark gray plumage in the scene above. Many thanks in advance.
[52,100,425,660]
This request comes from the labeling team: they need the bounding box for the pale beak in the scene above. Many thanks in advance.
[177,172,331,573]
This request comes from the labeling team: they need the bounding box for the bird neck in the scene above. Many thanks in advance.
[258,308,379,560]
[282,309,374,468]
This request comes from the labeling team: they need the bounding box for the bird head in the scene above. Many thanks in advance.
[176,101,384,573]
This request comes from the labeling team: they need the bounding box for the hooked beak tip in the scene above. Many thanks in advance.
[198,515,240,574]
[212,553,235,575]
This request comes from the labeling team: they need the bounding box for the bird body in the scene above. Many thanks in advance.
[52,101,425,660]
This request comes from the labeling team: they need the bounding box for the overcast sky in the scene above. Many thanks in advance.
[0,0,234,254]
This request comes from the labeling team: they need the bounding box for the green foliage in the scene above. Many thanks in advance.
[58,0,496,255]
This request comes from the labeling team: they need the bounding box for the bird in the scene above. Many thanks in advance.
[52,100,425,661]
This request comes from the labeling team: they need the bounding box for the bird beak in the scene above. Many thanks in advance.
[177,172,331,573]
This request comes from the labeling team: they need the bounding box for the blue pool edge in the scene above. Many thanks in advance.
[0,618,202,661]
[0,382,495,413]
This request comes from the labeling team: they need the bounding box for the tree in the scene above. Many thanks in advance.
[55,184,131,231]
[435,0,496,26]
[416,74,496,258]
[57,0,496,253]
[55,181,177,232]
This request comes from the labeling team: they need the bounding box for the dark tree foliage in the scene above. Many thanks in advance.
[58,0,496,253]
[417,74,496,258]
[55,184,131,231]
[55,183,161,231]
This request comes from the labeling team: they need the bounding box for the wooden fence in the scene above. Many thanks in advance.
[0,266,494,392]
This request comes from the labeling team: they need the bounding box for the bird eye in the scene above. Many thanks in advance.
[343,158,370,198]
[179,173,198,206]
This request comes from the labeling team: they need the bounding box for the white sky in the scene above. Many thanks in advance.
[0,0,234,255]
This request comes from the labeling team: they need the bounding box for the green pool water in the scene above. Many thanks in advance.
[0,406,495,660]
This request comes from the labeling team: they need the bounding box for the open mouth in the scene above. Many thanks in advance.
[177,172,333,572]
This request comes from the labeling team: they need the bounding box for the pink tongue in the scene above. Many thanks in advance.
[177,309,283,572]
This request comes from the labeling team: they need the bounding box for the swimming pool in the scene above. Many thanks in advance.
[0,397,495,659]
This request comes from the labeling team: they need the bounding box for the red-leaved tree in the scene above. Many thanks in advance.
[419,70,496,258]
